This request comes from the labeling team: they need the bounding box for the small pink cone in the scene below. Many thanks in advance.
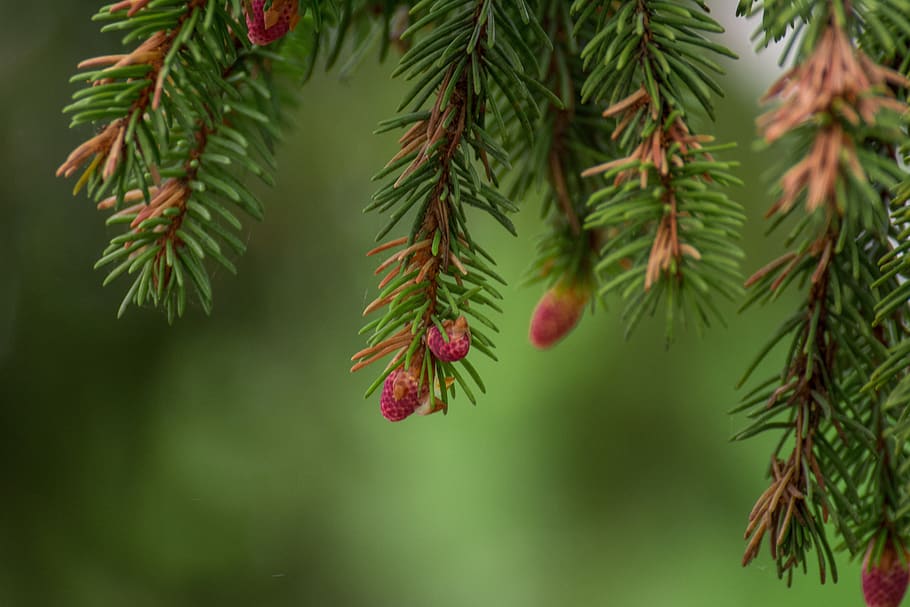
[380,368,427,422]
[244,0,299,45]
[529,282,590,349]
[863,538,910,607]
[427,316,471,362]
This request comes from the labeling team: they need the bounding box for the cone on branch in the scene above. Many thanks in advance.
[380,367,427,422]
[244,0,300,46]
[529,280,591,350]
[426,317,471,363]
[863,538,910,607]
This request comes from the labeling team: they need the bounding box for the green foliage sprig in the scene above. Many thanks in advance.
[514,1,615,327]
[734,0,910,584]
[58,0,316,319]
[351,0,551,411]
[571,0,745,343]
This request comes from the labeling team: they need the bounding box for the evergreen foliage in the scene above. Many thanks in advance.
[55,1,910,600]
[516,1,613,328]
[350,0,551,412]
[572,0,744,343]
[58,0,312,320]
[734,0,910,586]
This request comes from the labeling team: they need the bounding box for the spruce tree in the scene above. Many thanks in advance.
[57,1,910,602]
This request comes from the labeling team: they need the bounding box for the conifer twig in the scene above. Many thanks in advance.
[515,1,618,348]
[734,0,910,584]
[59,1,314,319]
[353,0,548,418]
[573,0,744,342]
[58,0,209,189]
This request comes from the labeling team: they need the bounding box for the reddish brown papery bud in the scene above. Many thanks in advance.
[529,282,590,349]
[244,0,299,45]
[379,368,427,422]
[427,316,471,362]
[863,538,910,607]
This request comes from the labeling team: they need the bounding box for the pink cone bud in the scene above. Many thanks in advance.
[863,538,910,607]
[244,0,299,45]
[380,368,427,422]
[529,282,590,349]
[427,316,471,362]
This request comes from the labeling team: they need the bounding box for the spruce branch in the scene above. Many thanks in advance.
[861,14,910,564]
[352,0,548,420]
[511,1,618,348]
[868,52,910,416]
[58,0,221,190]
[872,145,910,439]
[47,2,910,601]
[572,0,745,342]
[734,0,910,585]
[58,1,313,319]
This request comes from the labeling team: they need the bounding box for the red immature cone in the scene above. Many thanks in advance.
[863,538,910,607]
[529,282,590,349]
[427,316,471,362]
[244,0,299,46]
[380,368,427,422]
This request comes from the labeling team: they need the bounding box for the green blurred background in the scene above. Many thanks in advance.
[0,3,869,606]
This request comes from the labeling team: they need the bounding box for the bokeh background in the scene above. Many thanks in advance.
[0,3,870,606]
